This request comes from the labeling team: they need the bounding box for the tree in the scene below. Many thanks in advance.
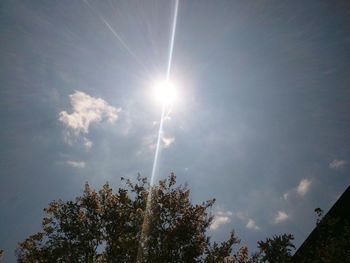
[253,234,295,263]
[16,174,244,262]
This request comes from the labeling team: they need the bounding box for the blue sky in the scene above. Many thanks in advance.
[1,0,350,261]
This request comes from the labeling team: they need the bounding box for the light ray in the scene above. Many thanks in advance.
[166,0,179,80]
[82,0,146,69]
[150,105,166,186]
[100,18,146,68]
[150,0,179,187]
[137,0,180,260]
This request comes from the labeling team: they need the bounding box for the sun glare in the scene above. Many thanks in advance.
[153,80,178,106]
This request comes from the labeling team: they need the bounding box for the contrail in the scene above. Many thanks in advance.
[137,0,180,260]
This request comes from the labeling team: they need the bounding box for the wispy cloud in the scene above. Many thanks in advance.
[283,178,312,200]
[224,211,261,231]
[83,138,93,150]
[297,178,312,196]
[246,219,260,230]
[67,160,86,168]
[59,91,121,148]
[210,211,232,230]
[274,211,289,224]
[162,136,175,148]
[329,159,346,170]
[141,134,157,152]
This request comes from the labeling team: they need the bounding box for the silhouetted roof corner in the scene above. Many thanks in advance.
[292,185,350,262]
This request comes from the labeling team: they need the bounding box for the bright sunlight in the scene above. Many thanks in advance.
[152,79,178,107]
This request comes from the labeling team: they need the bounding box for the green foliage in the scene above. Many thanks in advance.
[16,173,350,263]
[255,234,295,263]
[204,231,241,263]
[16,174,243,262]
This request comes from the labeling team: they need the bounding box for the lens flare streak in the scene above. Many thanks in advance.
[82,0,145,68]
[166,0,179,80]
[150,0,179,187]
[150,105,166,186]
[137,0,179,260]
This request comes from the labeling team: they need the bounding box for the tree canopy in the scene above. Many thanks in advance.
[16,174,243,262]
[15,173,349,262]
[255,234,295,263]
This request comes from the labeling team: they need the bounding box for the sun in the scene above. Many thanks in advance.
[152,79,178,107]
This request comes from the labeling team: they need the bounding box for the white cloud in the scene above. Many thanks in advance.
[234,211,246,221]
[210,211,232,230]
[214,211,260,231]
[329,159,346,170]
[67,160,86,168]
[282,178,312,200]
[274,211,289,224]
[141,134,157,152]
[59,91,121,134]
[246,219,260,230]
[297,178,312,196]
[83,138,93,150]
[162,136,175,148]
[140,134,175,153]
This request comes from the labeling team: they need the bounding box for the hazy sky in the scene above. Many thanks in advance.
[1,0,350,261]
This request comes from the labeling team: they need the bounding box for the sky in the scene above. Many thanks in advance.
[1,0,350,261]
